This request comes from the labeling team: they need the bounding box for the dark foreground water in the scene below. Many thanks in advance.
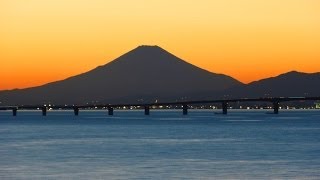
[0,110,320,179]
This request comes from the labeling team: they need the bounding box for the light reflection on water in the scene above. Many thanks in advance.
[0,110,320,179]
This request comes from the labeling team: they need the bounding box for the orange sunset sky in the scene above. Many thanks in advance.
[1,0,320,90]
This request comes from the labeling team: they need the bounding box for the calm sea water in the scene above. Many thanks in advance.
[0,110,320,179]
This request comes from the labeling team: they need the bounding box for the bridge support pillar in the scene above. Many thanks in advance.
[144,106,150,115]
[108,107,114,116]
[42,107,47,116]
[74,107,79,116]
[12,108,17,116]
[222,102,228,115]
[183,105,188,115]
[273,102,279,114]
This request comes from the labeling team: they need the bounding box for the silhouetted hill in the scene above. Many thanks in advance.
[227,71,320,98]
[0,45,241,105]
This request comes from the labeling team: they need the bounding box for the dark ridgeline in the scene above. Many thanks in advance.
[0,45,241,105]
[225,71,320,98]
[1,45,319,106]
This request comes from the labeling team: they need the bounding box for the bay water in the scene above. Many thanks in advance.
[0,110,319,179]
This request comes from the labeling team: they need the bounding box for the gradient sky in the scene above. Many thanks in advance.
[1,0,320,90]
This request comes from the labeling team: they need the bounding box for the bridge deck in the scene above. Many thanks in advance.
[1,97,319,116]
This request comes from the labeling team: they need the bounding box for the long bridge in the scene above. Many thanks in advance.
[1,97,320,116]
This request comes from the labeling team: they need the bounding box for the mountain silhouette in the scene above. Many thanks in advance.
[227,71,320,98]
[0,45,241,105]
